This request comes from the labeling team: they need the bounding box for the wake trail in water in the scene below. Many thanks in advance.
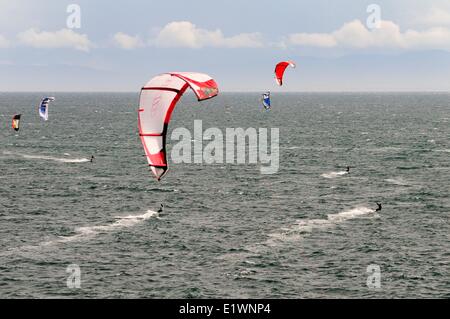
[265,206,377,246]
[321,171,348,179]
[0,210,159,257]
[23,155,89,163]
[218,206,378,261]
[60,210,159,243]
[385,178,410,186]
[285,146,301,150]
[3,151,89,163]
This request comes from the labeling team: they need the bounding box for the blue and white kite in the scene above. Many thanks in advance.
[262,92,271,110]
[39,97,55,121]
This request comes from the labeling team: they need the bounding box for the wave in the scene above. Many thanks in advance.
[321,171,348,179]
[367,146,404,153]
[396,166,422,170]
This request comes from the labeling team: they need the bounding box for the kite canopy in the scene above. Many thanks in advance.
[274,61,296,86]
[39,97,55,121]
[262,92,271,110]
[12,114,21,131]
[138,72,219,181]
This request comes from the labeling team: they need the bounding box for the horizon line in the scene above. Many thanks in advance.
[1,90,450,94]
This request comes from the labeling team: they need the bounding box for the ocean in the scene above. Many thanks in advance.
[0,92,449,298]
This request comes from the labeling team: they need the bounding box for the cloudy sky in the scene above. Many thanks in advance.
[1,0,450,91]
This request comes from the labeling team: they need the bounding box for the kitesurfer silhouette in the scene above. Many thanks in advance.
[375,203,382,212]
[346,166,350,173]
[157,204,164,213]
[90,155,95,163]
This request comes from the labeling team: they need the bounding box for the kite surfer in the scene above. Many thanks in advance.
[90,155,95,163]
[375,203,382,212]
[157,204,164,213]
[346,166,350,173]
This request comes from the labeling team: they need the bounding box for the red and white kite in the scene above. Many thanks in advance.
[274,61,296,86]
[138,72,219,181]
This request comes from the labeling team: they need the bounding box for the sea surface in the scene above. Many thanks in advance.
[0,92,449,298]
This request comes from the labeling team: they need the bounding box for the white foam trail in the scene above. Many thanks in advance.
[0,210,159,256]
[321,171,348,179]
[218,206,378,262]
[265,207,376,246]
[385,178,409,186]
[4,151,89,163]
[22,154,89,163]
[59,210,159,243]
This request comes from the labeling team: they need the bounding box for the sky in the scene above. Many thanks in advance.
[1,0,450,91]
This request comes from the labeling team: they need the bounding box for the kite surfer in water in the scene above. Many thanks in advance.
[375,203,382,212]
[90,155,95,163]
[346,166,350,173]
[157,204,164,214]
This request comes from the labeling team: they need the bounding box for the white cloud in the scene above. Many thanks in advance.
[418,7,450,27]
[153,21,263,48]
[113,32,144,50]
[0,34,9,48]
[17,28,92,52]
[286,19,450,51]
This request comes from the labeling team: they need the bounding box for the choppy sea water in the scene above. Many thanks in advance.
[0,92,449,298]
